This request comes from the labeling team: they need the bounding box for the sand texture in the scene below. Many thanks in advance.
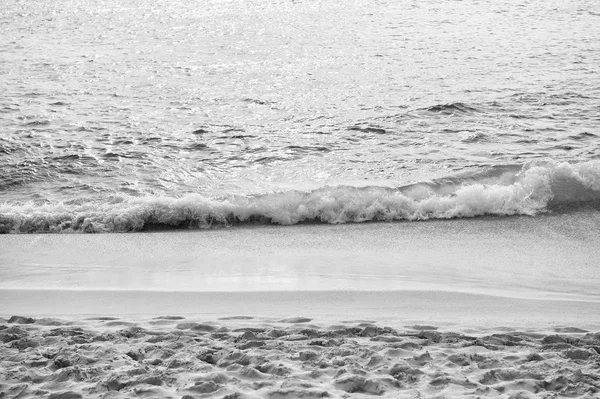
[1,315,599,399]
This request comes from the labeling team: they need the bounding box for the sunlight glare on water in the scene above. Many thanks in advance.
[2,0,599,201]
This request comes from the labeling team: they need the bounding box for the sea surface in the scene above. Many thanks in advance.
[1,0,599,233]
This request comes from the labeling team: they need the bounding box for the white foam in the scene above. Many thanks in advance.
[1,161,599,233]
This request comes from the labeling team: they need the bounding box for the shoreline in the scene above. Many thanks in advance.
[2,213,600,301]
[2,214,599,397]
[2,289,599,333]
[2,211,599,327]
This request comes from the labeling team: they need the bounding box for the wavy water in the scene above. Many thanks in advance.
[1,0,600,232]
[1,161,598,233]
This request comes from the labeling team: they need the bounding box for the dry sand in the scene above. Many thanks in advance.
[1,314,600,399]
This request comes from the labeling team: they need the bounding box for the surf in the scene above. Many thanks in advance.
[1,160,599,233]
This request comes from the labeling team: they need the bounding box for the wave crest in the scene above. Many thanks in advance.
[1,161,599,233]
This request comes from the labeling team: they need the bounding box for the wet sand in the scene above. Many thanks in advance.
[1,289,600,332]
[1,213,600,300]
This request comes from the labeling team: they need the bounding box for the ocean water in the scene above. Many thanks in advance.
[1,0,599,233]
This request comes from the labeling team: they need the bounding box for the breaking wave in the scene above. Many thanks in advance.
[1,161,599,233]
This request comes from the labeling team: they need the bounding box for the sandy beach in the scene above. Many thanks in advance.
[3,0,600,396]
[2,212,600,299]
[2,215,600,398]
[2,314,600,398]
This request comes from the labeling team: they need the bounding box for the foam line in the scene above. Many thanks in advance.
[1,161,599,233]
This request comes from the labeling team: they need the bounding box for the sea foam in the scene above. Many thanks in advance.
[1,161,599,233]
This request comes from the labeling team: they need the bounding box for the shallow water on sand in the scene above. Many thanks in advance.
[2,212,599,302]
